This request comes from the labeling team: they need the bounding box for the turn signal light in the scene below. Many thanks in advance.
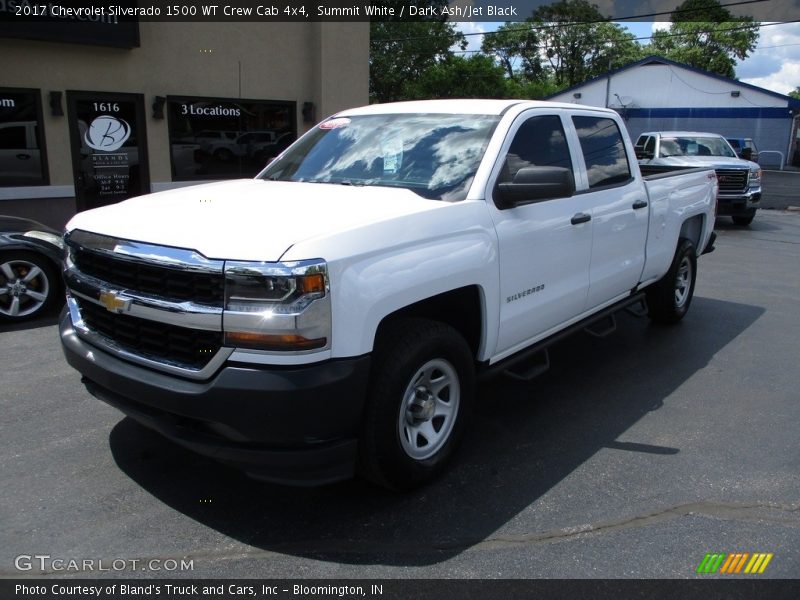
[224,331,326,351]
[298,273,325,294]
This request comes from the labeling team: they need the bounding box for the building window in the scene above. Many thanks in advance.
[167,96,296,181]
[0,88,48,187]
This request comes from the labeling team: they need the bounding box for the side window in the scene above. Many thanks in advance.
[572,116,632,189]
[644,136,655,154]
[500,115,573,183]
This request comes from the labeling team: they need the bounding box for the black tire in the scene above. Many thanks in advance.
[646,238,697,324]
[732,214,755,226]
[358,318,475,490]
[0,251,60,322]
[213,148,234,162]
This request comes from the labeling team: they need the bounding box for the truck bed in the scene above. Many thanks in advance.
[640,165,712,179]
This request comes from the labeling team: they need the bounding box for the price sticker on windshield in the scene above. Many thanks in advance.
[382,135,403,174]
[319,118,350,130]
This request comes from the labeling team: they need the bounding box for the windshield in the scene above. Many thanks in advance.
[258,113,500,201]
[658,136,737,158]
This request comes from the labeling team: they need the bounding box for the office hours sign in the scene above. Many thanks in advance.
[67,92,149,211]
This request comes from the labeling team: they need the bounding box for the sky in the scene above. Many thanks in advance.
[454,21,800,96]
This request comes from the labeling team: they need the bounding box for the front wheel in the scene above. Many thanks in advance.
[0,251,59,322]
[358,318,475,490]
[646,238,697,324]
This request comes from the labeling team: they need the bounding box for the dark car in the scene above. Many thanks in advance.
[0,216,64,322]
[726,137,759,162]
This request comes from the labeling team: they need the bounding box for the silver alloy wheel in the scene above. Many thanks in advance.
[397,358,460,460]
[0,259,50,318]
[674,255,692,308]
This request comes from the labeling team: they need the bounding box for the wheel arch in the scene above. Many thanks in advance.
[374,285,485,360]
[679,214,706,256]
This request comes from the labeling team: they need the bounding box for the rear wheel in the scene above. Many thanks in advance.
[358,318,474,490]
[646,238,697,324]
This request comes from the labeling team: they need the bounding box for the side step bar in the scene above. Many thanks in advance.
[504,348,550,381]
[478,292,647,382]
[584,314,617,338]
[625,298,649,318]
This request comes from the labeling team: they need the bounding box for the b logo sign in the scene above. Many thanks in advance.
[85,116,131,152]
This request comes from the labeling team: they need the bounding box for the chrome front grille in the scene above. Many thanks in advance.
[64,230,229,379]
[72,246,224,306]
[715,169,748,193]
[75,297,222,370]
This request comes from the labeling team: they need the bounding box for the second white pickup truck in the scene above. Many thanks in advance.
[60,100,718,489]
[635,130,761,226]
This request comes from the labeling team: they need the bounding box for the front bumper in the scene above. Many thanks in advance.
[59,310,371,485]
[717,189,760,217]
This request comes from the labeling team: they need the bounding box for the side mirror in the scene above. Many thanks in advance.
[741,148,752,160]
[495,166,575,209]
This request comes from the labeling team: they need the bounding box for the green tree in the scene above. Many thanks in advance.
[480,22,544,81]
[369,1,466,103]
[529,0,644,87]
[503,77,561,100]
[788,87,800,100]
[403,55,510,99]
[648,0,759,78]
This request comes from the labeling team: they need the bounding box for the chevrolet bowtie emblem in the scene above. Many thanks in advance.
[98,291,132,314]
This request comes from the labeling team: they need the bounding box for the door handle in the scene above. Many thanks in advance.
[632,199,648,209]
[16,153,31,160]
[571,212,591,225]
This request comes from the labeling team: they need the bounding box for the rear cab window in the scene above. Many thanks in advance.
[572,116,632,189]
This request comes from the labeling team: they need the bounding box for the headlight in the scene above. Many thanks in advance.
[23,230,64,250]
[750,168,762,182]
[223,259,330,352]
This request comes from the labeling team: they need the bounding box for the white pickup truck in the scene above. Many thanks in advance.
[635,131,761,226]
[60,100,718,490]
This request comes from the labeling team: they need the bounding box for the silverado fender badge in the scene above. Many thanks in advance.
[98,290,132,314]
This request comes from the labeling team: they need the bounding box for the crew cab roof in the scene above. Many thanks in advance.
[334,99,619,117]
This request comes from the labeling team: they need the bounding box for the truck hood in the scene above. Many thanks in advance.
[66,179,442,262]
[650,156,759,170]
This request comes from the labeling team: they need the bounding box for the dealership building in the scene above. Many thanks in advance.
[0,17,369,228]
[548,56,800,168]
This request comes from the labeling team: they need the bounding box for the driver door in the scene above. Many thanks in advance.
[488,112,594,361]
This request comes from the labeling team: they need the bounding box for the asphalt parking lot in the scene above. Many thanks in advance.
[1,210,798,580]
[761,170,800,210]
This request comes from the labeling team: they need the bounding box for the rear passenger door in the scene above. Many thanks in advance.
[488,111,595,361]
[571,115,649,309]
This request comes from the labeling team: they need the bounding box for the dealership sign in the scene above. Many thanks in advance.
[0,0,140,48]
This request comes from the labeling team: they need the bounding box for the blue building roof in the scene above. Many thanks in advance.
[546,55,800,110]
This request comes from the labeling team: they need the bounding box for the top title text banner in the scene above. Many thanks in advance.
[1,0,797,23]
